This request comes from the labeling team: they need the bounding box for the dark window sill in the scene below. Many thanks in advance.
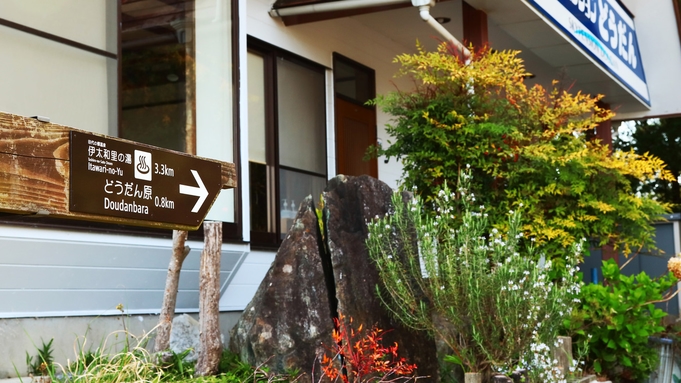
[249,230,281,251]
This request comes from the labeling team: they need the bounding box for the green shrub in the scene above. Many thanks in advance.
[366,170,581,382]
[25,338,55,376]
[568,259,676,382]
[370,43,673,261]
[43,329,298,383]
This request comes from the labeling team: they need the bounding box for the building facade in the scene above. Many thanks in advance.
[0,0,680,377]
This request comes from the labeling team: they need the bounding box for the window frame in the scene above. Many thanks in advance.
[0,0,243,243]
[247,36,328,249]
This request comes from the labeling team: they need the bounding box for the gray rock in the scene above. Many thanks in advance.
[229,176,439,380]
[167,314,224,362]
[228,196,333,375]
[323,175,439,381]
[169,314,201,362]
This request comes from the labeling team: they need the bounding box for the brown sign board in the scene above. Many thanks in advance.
[0,112,236,231]
[70,132,222,227]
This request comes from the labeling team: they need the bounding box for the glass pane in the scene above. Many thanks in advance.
[277,57,327,175]
[120,0,193,152]
[0,2,115,134]
[248,52,267,164]
[0,1,113,51]
[279,169,326,238]
[195,0,234,222]
[250,162,273,233]
[248,52,271,233]
[334,56,373,104]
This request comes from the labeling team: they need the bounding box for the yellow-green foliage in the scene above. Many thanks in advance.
[372,43,674,259]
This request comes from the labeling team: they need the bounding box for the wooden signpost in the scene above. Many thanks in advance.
[0,112,236,230]
[0,111,235,375]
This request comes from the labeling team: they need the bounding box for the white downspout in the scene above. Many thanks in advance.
[269,0,411,18]
[412,0,470,59]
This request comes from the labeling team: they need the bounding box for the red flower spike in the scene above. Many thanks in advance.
[320,313,418,382]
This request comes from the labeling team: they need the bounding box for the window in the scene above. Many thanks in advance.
[332,53,377,178]
[120,0,238,236]
[0,0,239,240]
[248,38,328,247]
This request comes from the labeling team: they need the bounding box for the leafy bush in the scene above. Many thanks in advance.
[614,117,681,210]
[320,314,418,383]
[38,329,299,383]
[371,43,673,260]
[25,338,55,377]
[568,259,677,382]
[365,170,581,382]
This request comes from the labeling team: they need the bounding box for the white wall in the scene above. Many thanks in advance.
[617,0,681,119]
[0,0,114,133]
[246,0,420,190]
[220,0,440,310]
[0,312,243,379]
[0,225,249,318]
[220,250,276,310]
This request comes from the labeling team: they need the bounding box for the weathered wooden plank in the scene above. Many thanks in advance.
[0,153,67,214]
[221,162,237,189]
[0,111,237,230]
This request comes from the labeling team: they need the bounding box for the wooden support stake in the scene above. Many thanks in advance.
[154,230,191,353]
[195,221,223,376]
[552,335,573,376]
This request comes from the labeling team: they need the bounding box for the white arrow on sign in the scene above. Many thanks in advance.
[179,169,209,213]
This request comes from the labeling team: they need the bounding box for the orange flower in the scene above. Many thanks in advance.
[669,256,681,279]
[320,313,418,382]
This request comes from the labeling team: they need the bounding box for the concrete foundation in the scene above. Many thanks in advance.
[0,311,242,379]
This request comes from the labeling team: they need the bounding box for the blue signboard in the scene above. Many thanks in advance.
[524,0,650,106]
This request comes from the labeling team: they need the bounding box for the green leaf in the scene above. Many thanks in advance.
[617,338,632,353]
[621,355,632,367]
[594,360,602,373]
[602,353,616,362]
[443,354,464,368]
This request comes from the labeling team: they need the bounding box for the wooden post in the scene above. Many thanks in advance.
[552,336,573,376]
[464,372,482,383]
[154,230,191,353]
[195,221,223,376]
